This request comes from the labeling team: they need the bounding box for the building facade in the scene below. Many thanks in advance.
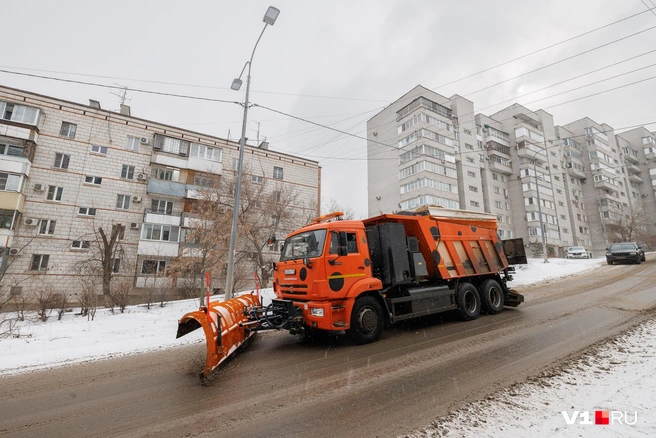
[367,85,656,258]
[0,86,320,299]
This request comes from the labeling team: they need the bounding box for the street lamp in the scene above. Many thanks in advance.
[224,6,280,301]
[530,146,549,263]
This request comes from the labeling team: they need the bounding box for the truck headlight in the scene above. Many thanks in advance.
[606,252,611,256]
[630,252,637,255]
[310,308,324,317]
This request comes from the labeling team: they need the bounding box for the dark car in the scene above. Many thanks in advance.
[606,242,645,265]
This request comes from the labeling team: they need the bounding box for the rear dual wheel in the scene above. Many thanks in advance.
[479,279,505,315]
[455,282,481,321]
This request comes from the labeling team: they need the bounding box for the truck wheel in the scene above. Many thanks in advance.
[456,282,481,321]
[349,296,384,345]
[479,279,504,315]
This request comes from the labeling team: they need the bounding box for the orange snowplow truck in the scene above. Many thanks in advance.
[178,206,525,382]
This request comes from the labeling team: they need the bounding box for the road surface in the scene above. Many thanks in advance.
[1,258,655,437]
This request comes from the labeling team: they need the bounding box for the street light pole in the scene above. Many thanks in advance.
[224,6,280,301]
[531,147,549,263]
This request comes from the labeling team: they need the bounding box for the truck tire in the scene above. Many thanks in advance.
[479,279,504,315]
[349,296,384,345]
[455,282,481,321]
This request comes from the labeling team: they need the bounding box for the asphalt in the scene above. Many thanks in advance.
[1,257,654,438]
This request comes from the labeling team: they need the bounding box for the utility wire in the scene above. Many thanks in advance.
[462,24,656,97]
[431,6,656,90]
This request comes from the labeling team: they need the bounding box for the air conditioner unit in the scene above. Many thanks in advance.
[132,196,142,203]
[130,222,140,230]
[23,218,40,226]
[140,137,150,145]
[137,173,147,181]
[34,183,44,192]
[9,248,20,256]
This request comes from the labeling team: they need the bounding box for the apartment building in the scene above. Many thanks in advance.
[367,85,656,258]
[367,85,480,216]
[0,86,320,299]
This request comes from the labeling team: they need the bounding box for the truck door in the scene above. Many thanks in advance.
[325,230,367,295]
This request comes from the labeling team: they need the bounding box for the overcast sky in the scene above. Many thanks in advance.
[2,0,656,218]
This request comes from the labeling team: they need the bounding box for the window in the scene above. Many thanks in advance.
[467,171,476,178]
[39,219,56,235]
[0,209,16,229]
[127,136,140,151]
[151,199,173,215]
[53,153,70,169]
[232,158,240,170]
[0,173,21,191]
[252,175,264,184]
[470,200,480,207]
[466,157,475,163]
[112,258,121,273]
[84,176,102,185]
[141,224,179,242]
[492,172,499,181]
[60,122,77,139]
[273,166,283,180]
[1,101,40,125]
[468,185,478,192]
[114,224,126,241]
[30,254,50,272]
[493,187,500,194]
[121,165,135,180]
[272,191,282,203]
[116,194,130,210]
[194,173,219,188]
[78,207,97,216]
[0,143,25,157]
[190,143,222,161]
[141,260,167,275]
[151,166,178,181]
[46,186,63,201]
[329,232,358,254]
[495,200,504,209]
[90,145,108,154]
[71,240,91,249]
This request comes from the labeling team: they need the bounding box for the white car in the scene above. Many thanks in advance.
[566,246,589,259]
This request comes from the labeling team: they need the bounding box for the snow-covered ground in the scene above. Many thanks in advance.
[1,257,653,437]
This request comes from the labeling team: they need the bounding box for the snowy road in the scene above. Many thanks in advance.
[1,258,655,437]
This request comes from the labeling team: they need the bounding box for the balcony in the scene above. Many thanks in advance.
[0,192,25,212]
[146,179,186,198]
[144,211,182,226]
[517,141,547,163]
[595,180,618,191]
[645,150,656,161]
[137,240,179,257]
[185,185,220,200]
[628,174,644,184]
[487,141,511,157]
[567,168,586,180]
[623,154,640,165]
[625,164,641,175]
[488,157,513,175]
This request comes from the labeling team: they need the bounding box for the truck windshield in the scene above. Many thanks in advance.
[280,229,327,261]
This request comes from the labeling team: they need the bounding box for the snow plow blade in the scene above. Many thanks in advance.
[177,293,259,382]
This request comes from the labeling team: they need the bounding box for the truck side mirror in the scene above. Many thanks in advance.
[338,231,348,256]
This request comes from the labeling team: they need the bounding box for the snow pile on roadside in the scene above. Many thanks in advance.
[510,257,604,287]
[0,288,276,375]
[404,318,656,438]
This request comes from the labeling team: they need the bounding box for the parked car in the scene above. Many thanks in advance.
[566,246,589,259]
[606,242,645,265]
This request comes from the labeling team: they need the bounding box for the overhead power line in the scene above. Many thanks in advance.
[431,6,656,91]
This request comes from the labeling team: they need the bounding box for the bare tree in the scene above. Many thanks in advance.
[322,198,357,220]
[110,280,131,313]
[78,277,99,320]
[34,284,57,322]
[607,206,650,243]
[55,293,69,321]
[74,222,127,297]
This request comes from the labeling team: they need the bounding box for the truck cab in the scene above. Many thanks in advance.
[273,215,382,338]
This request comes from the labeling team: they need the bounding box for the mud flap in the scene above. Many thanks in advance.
[505,289,525,307]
